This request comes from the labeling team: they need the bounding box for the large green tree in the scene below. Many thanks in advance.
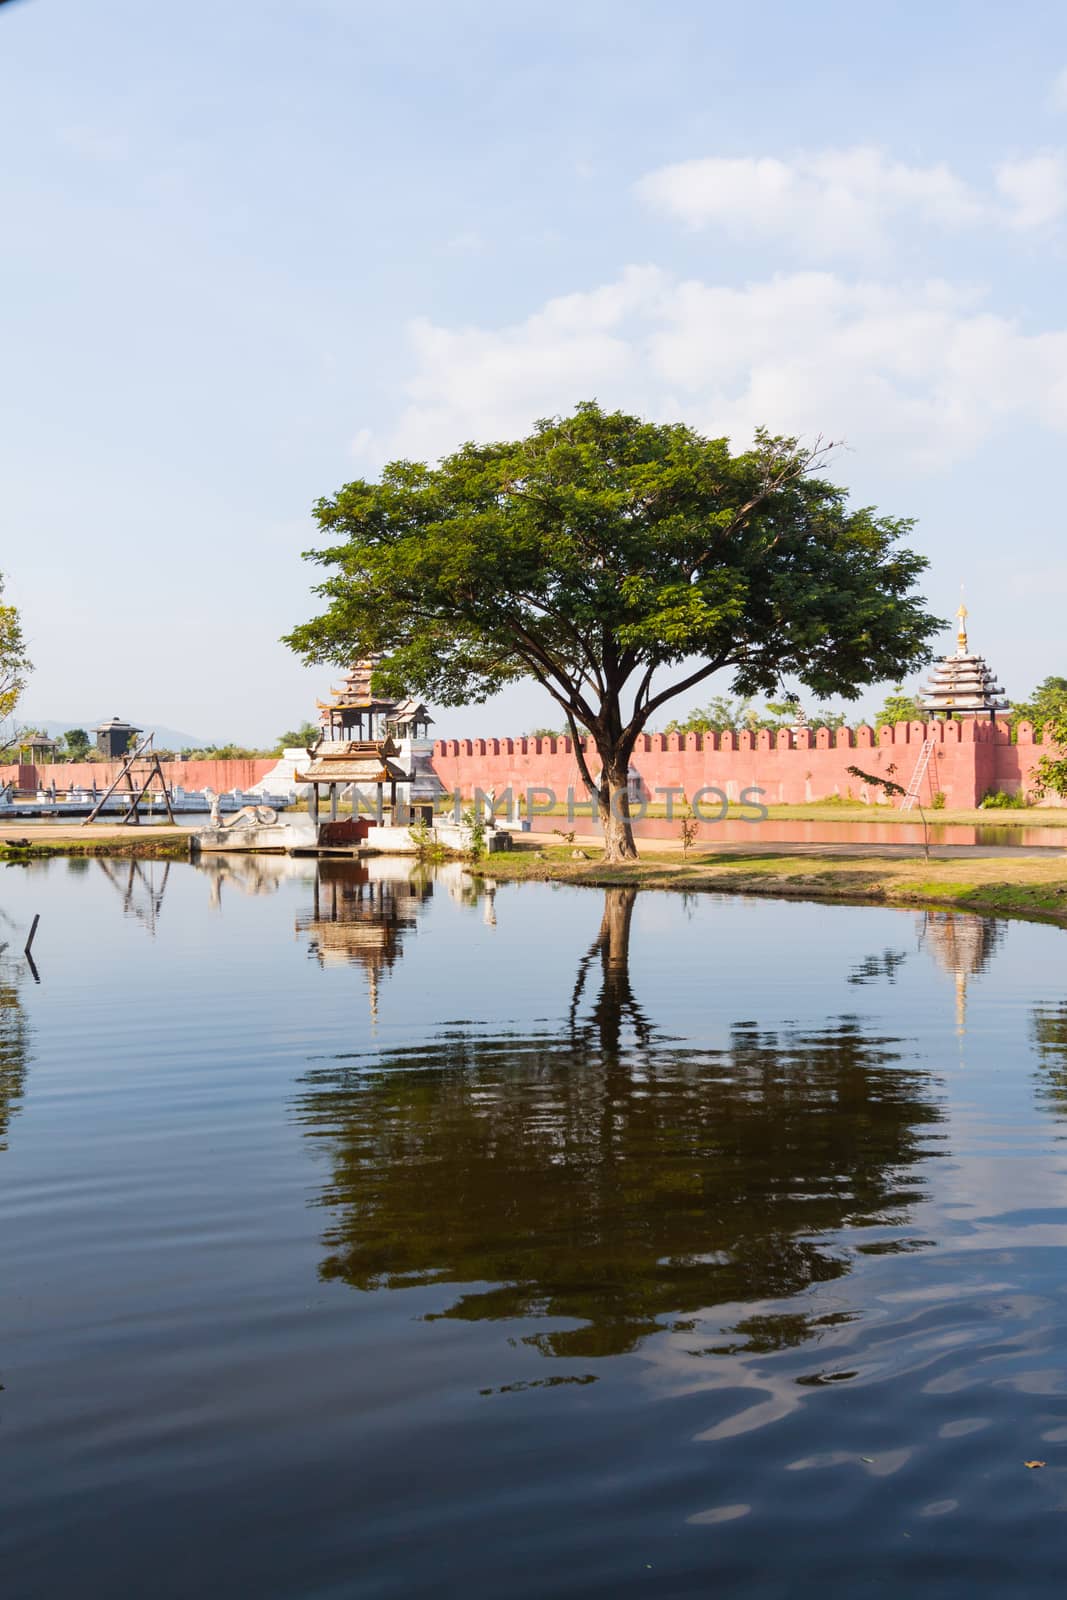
[285,403,940,859]
[0,572,31,730]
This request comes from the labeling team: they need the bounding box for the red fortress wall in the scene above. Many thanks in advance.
[2,724,1060,809]
[1,757,278,795]
[429,721,1061,809]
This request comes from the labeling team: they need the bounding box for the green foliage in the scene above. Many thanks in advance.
[980,789,1030,809]
[1032,713,1067,801]
[930,790,947,810]
[664,695,762,735]
[461,806,487,859]
[1011,676,1067,733]
[847,764,906,799]
[875,686,922,728]
[285,401,939,858]
[0,574,32,726]
[181,742,270,760]
[407,819,445,860]
[848,762,929,857]
[666,694,846,735]
[275,720,321,752]
[60,728,91,761]
[525,726,567,739]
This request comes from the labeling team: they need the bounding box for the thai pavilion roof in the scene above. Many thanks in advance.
[317,655,405,719]
[316,695,398,714]
[918,604,1008,716]
[391,697,434,724]
[294,738,413,786]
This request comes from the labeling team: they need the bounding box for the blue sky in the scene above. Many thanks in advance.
[4,0,1067,742]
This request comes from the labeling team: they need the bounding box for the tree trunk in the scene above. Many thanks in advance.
[569,888,650,1059]
[591,888,639,1057]
[597,755,638,862]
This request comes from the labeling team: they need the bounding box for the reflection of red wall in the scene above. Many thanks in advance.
[428,722,1065,808]
[0,758,277,793]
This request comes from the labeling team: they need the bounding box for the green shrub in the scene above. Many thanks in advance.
[930,791,947,810]
[979,789,1029,809]
[461,807,487,859]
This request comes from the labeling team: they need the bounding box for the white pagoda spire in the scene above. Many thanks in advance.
[919,597,1008,721]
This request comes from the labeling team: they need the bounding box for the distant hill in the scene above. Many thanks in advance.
[32,718,216,751]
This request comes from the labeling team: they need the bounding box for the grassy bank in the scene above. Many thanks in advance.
[475,845,1067,926]
[0,829,193,863]
[526,799,1067,828]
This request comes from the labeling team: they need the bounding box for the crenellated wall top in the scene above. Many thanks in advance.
[431,720,1039,757]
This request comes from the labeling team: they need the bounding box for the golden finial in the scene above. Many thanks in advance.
[956,589,969,654]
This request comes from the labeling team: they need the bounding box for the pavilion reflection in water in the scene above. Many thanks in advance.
[296,860,435,1021]
[918,910,1002,1036]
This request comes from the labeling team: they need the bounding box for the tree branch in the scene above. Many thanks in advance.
[632,651,734,728]
[506,614,599,726]
[688,438,835,577]
[563,705,601,797]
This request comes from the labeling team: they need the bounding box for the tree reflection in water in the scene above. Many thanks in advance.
[0,951,28,1152]
[296,886,942,1358]
[1031,1003,1067,1112]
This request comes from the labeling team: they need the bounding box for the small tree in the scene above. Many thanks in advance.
[61,728,91,762]
[848,762,930,859]
[276,720,321,752]
[0,573,31,732]
[875,686,922,727]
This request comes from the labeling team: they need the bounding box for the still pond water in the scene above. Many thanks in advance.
[2,856,1067,1597]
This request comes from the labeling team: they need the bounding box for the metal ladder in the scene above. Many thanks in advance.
[900,738,935,811]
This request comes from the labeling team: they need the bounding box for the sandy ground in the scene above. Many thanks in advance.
[2,818,1063,862]
[521,830,1067,861]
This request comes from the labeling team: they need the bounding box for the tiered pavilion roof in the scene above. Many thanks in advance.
[317,657,434,741]
[918,605,1008,721]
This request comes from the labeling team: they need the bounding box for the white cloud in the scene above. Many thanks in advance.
[994,153,1067,227]
[636,146,1066,255]
[358,265,1067,474]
